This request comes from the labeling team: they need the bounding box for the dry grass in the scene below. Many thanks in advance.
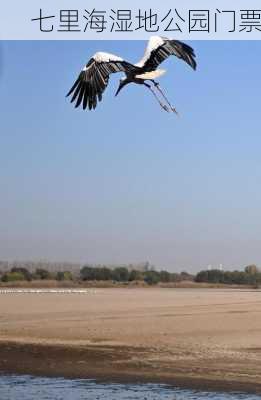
[0,279,255,289]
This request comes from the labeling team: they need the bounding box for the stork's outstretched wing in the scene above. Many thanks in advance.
[67,52,136,110]
[136,36,196,72]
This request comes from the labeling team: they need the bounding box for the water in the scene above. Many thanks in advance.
[0,375,258,400]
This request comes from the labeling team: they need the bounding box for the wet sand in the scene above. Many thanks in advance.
[1,288,261,393]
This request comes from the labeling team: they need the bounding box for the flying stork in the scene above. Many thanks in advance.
[67,36,196,113]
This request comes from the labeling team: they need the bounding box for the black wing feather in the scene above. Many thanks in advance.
[67,57,137,111]
[70,78,83,103]
[141,39,197,73]
[83,84,88,110]
[75,84,85,108]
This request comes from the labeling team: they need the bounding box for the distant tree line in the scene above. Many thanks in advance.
[1,261,260,286]
[79,265,192,285]
[195,265,261,286]
[0,267,73,283]
[0,263,193,285]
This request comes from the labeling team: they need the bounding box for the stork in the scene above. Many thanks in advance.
[67,36,196,113]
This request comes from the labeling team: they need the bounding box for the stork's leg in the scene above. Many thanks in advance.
[144,83,169,112]
[152,81,179,115]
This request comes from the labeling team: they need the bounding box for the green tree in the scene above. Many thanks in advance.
[80,265,113,281]
[195,270,209,283]
[159,270,171,283]
[1,272,25,282]
[112,267,129,282]
[56,271,73,281]
[11,267,32,281]
[34,268,52,280]
[144,270,160,285]
[95,267,112,281]
[80,265,96,280]
[128,270,143,282]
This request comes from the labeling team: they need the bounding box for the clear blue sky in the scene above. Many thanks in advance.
[0,40,261,272]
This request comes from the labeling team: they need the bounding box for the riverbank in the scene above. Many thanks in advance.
[0,280,256,289]
[1,288,261,394]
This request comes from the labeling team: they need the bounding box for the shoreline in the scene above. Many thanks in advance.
[0,280,257,290]
[1,288,261,395]
[1,340,261,395]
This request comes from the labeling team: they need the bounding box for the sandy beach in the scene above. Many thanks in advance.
[1,288,261,393]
